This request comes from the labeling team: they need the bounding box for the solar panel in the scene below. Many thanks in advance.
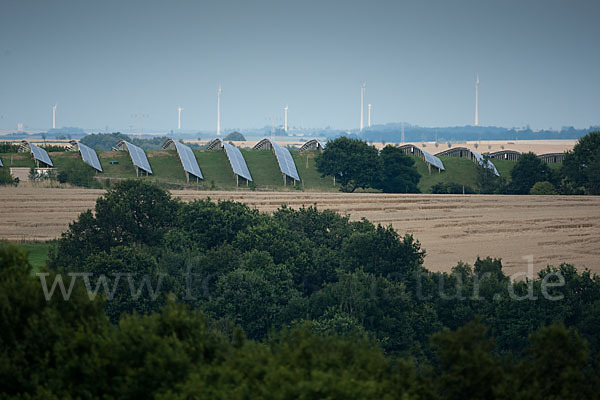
[472,150,500,176]
[270,141,300,181]
[29,142,53,167]
[0,157,3,167]
[173,141,203,180]
[421,148,445,171]
[77,142,103,172]
[123,141,152,174]
[222,141,252,181]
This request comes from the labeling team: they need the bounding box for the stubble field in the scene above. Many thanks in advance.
[1,187,598,275]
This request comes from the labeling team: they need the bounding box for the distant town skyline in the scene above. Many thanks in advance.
[0,0,599,132]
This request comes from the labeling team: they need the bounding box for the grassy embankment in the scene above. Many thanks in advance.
[0,241,52,273]
[4,149,562,193]
[1,149,338,191]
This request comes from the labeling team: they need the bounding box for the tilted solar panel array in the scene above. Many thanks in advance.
[29,142,53,167]
[472,150,500,176]
[174,141,203,180]
[78,142,103,172]
[271,141,300,181]
[222,141,252,181]
[421,148,445,171]
[124,141,152,174]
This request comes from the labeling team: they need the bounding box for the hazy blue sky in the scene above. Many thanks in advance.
[0,0,598,132]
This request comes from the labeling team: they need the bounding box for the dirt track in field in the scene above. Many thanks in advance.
[1,187,599,275]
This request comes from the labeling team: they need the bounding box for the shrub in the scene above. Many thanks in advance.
[530,181,557,195]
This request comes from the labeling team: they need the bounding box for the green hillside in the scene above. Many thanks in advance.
[0,152,36,168]
[2,148,537,193]
[194,149,238,188]
[242,149,287,189]
[88,148,337,191]
[292,151,340,191]
[414,156,520,193]
[413,156,479,192]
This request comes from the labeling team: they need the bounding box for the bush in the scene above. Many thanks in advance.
[0,167,17,186]
[0,142,19,153]
[223,131,246,141]
[509,152,555,194]
[530,181,557,195]
[56,159,101,188]
[431,182,475,194]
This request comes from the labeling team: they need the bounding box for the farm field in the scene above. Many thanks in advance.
[1,187,598,275]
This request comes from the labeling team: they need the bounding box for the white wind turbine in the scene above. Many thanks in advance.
[360,83,366,131]
[52,104,57,129]
[177,106,183,130]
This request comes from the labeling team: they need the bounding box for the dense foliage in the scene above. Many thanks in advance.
[46,180,600,361]
[432,182,475,194]
[4,236,600,398]
[0,141,20,153]
[530,181,557,195]
[508,152,556,194]
[56,157,102,188]
[0,168,17,185]
[562,131,600,194]
[315,136,381,191]
[377,145,421,193]
[315,137,421,192]
[41,144,69,152]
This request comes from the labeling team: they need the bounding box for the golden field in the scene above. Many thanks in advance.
[1,187,598,275]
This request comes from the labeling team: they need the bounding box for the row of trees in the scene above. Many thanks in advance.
[2,243,598,399]
[319,131,600,195]
[473,132,600,195]
[315,136,421,192]
[479,129,599,195]
[45,181,600,361]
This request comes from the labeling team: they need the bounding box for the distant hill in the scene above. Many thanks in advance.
[357,124,597,143]
[223,131,246,141]
[80,133,175,151]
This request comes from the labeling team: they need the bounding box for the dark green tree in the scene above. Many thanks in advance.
[376,145,421,193]
[509,152,554,194]
[562,131,600,194]
[315,136,381,192]
[514,324,598,400]
[431,319,502,400]
[49,180,178,270]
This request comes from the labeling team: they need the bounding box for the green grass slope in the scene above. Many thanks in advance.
[194,150,239,189]
[0,241,52,274]
[414,156,480,193]
[4,148,546,194]
[243,149,287,189]
[0,152,36,168]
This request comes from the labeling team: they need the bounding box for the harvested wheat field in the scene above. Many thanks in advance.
[1,187,599,275]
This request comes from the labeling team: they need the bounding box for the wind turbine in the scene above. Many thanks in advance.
[177,106,183,130]
[217,85,222,136]
[475,74,479,127]
[368,103,372,128]
[284,105,288,132]
[52,104,57,129]
[360,83,366,131]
